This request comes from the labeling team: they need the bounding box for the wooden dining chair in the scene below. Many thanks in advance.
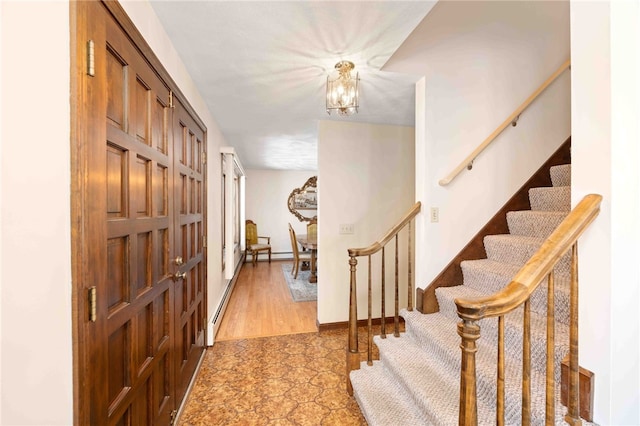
[288,223,311,279]
[245,220,271,266]
[306,219,317,241]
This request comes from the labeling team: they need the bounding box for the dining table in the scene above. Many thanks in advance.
[296,234,317,283]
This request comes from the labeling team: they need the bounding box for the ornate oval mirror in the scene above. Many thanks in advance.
[288,176,317,222]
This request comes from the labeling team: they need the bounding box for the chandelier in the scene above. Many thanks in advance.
[326,61,359,116]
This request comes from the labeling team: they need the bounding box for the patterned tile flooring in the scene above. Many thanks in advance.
[178,327,385,425]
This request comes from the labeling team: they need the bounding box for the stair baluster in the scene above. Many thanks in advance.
[523,299,532,425]
[346,202,421,395]
[497,315,505,426]
[381,247,386,338]
[395,234,400,337]
[408,220,413,312]
[367,255,373,366]
[565,244,581,426]
[545,270,556,425]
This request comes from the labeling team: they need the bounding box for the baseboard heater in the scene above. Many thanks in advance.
[212,280,234,326]
[211,256,244,334]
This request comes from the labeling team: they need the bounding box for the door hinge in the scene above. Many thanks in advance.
[202,151,207,165]
[169,90,175,109]
[87,40,95,77]
[169,410,178,425]
[202,235,207,248]
[88,286,97,322]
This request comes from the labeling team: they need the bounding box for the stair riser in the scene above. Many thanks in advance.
[506,211,567,238]
[550,164,571,187]
[529,186,571,212]
[375,352,454,424]
[484,238,572,277]
[350,362,430,425]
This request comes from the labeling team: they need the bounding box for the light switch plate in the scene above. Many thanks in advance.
[339,223,354,234]
[430,207,439,223]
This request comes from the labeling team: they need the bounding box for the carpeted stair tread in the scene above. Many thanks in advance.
[399,311,568,424]
[373,333,497,425]
[350,360,429,425]
[427,286,570,373]
[529,186,571,212]
[484,234,543,265]
[483,234,571,278]
[434,284,487,320]
[506,210,567,238]
[460,259,520,294]
[460,259,572,323]
[550,164,571,187]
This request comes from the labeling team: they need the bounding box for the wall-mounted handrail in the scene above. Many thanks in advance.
[439,59,571,187]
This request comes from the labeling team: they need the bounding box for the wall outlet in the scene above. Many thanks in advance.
[339,223,354,234]
[430,207,439,223]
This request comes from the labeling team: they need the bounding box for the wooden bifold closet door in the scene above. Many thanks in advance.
[72,2,206,424]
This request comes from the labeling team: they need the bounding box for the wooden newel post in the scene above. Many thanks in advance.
[347,255,359,395]
[458,319,480,426]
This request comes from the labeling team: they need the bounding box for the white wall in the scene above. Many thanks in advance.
[385,1,571,291]
[245,169,317,258]
[120,1,230,346]
[571,1,640,424]
[1,2,72,424]
[318,121,414,324]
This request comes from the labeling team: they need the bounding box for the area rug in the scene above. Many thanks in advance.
[281,263,317,302]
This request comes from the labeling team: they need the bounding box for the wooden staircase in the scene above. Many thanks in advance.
[346,142,601,424]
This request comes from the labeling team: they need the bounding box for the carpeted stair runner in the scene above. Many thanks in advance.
[351,164,583,425]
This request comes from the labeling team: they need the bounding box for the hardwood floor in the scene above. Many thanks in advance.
[215,260,318,341]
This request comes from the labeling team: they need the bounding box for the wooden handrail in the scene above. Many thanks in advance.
[455,194,601,320]
[348,202,422,257]
[439,59,571,186]
[455,193,602,425]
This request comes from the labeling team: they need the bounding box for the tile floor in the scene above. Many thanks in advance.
[178,327,385,425]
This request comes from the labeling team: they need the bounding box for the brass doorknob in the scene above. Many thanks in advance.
[173,256,184,266]
[173,271,187,281]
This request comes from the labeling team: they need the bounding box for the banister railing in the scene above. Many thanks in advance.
[346,201,421,394]
[455,194,602,425]
[439,59,571,187]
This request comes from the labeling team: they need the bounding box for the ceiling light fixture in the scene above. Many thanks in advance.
[326,61,359,116]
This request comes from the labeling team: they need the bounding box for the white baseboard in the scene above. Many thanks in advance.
[208,257,244,345]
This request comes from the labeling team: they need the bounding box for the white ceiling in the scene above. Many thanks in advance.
[149,1,436,170]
